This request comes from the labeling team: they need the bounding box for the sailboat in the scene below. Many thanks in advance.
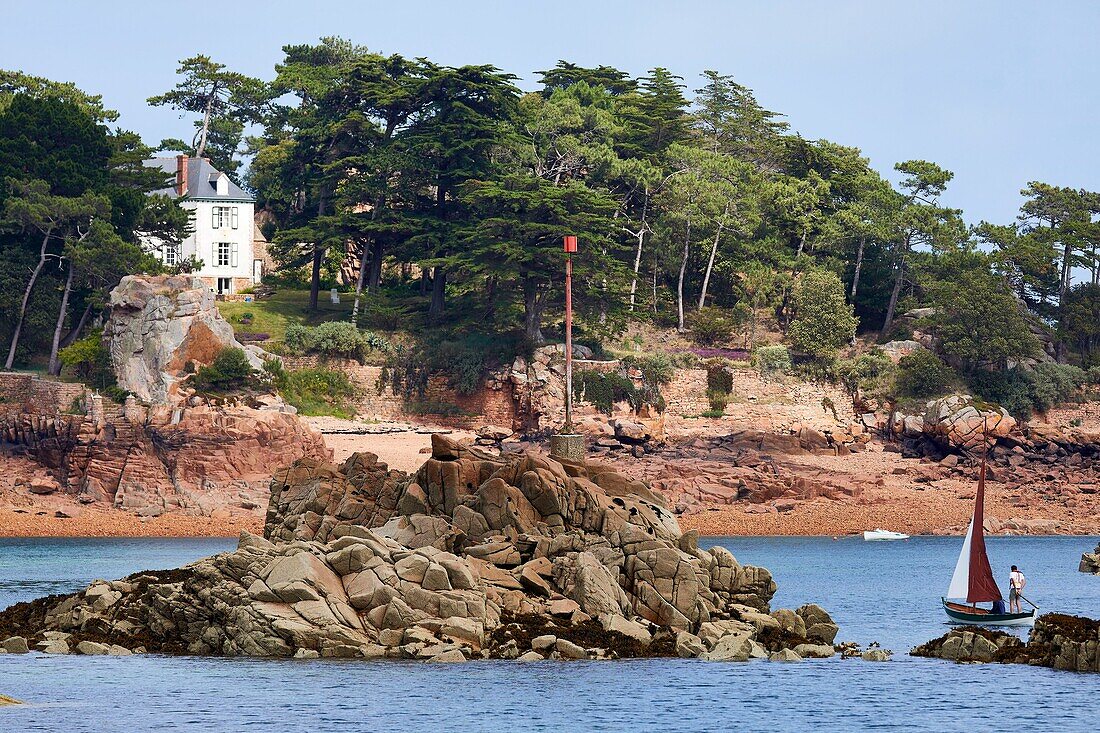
[941,455,1035,626]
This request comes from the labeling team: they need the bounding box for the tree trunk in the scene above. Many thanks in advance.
[195,90,215,160]
[419,268,430,295]
[796,230,807,258]
[676,217,691,331]
[429,266,446,322]
[522,278,544,344]
[47,264,75,376]
[6,227,54,370]
[485,276,498,323]
[368,238,383,288]
[698,215,727,311]
[308,192,328,312]
[882,256,905,335]
[851,235,866,299]
[350,237,372,324]
[629,227,645,311]
[309,243,323,311]
[60,302,94,349]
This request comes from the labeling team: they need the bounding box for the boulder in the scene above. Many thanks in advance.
[769,648,802,662]
[1,637,28,654]
[861,648,891,662]
[103,275,268,404]
[923,395,1016,451]
[1080,543,1100,574]
[701,633,754,662]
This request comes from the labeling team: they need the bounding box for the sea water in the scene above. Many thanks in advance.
[0,535,1097,732]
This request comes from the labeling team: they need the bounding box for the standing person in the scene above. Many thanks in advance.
[1008,565,1026,613]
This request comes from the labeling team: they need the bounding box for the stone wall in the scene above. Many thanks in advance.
[280,356,516,429]
[0,373,87,418]
[661,367,853,430]
[279,353,854,435]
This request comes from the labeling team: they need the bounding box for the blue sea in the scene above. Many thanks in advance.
[1,535,1097,732]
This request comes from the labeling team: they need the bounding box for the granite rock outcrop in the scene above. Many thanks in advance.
[0,435,837,662]
[912,614,1100,673]
[103,274,266,404]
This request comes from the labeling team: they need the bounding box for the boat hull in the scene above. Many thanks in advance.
[863,530,909,541]
[942,599,1035,627]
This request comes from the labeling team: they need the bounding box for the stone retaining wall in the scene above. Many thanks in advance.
[0,373,88,418]
[280,356,516,428]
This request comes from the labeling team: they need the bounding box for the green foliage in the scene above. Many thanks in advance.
[927,268,1039,369]
[1059,283,1100,366]
[572,370,640,415]
[621,353,674,386]
[263,358,358,418]
[383,332,524,398]
[705,359,734,394]
[838,349,895,398]
[58,330,113,388]
[689,306,739,346]
[620,353,671,411]
[191,348,257,393]
[786,269,858,359]
[753,345,791,378]
[284,322,389,362]
[706,390,730,414]
[894,348,956,398]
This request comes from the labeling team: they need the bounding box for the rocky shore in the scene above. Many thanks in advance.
[0,435,839,662]
[912,614,1100,673]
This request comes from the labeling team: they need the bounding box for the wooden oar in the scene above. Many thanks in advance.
[1017,593,1039,610]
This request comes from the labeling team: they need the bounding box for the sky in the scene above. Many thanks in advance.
[2,0,1098,227]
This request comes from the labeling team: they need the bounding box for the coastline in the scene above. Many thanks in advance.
[1,506,1092,539]
[0,508,260,538]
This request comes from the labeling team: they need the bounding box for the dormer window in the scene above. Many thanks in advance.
[215,173,229,196]
[212,206,239,229]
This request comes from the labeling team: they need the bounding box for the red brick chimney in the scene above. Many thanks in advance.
[176,154,189,196]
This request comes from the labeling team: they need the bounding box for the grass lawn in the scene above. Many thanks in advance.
[217,289,355,346]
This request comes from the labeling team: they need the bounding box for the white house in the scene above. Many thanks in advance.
[145,155,261,294]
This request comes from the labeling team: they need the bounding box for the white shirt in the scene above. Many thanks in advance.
[1010,570,1025,589]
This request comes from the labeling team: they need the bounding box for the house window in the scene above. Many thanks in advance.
[215,242,237,267]
[211,206,238,229]
[164,243,180,267]
[217,278,233,294]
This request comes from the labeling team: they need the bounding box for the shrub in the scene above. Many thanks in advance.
[838,350,895,397]
[264,359,358,418]
[706,359,734,395]
[689,307,740,346]
[382,331,526,398]
[622,353,674,386]
[191,348,257,393]
[894,348,956,398]
[786,269,858,359]
[1029,363,1086,411]
[753,345,791,378]
[284,322,390,362]
[620,354,672,411]
[977,363,1088,416]
[58,331,114,389]
[573,371,639,415]
[706,390,730,414]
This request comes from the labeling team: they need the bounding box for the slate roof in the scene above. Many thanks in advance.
[145,156,253,202]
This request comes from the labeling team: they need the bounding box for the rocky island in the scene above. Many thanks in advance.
[0,433,837,662]
[912,614,1100,673]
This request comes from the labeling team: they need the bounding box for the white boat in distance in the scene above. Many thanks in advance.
[863,529,910,541]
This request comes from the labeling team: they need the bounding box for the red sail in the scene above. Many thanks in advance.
[967,458,1003,603]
